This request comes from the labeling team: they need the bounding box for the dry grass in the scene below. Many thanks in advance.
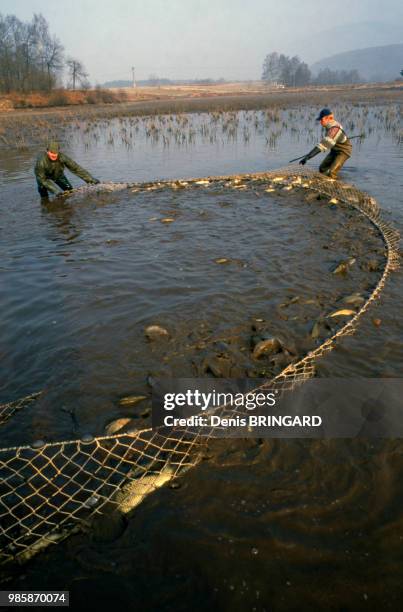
[1,80,402,114]
[117,80,403,101]
[0,88,129,110]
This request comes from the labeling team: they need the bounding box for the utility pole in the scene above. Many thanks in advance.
[131,66,136,88]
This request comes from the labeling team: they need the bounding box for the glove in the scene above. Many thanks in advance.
[88,178,100,185]
[302,146,321,163]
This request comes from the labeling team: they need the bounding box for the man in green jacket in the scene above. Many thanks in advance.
[35,141,100,198]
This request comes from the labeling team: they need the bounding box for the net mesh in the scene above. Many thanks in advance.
[0,166,399,565]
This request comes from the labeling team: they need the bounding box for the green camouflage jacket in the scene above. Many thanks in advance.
[34,152,95,193]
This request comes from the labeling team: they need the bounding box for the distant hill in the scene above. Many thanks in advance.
[101,79,174,87]
[311,44,403,82]
[101,78,228,88]
[293,21,403,64]
[102,80,132,88]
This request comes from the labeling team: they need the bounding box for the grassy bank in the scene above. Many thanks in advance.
[0,88,130,111]
[0,81,401,114]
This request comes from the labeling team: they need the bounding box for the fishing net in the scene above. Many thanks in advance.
[0,393,42,427]
[0,166,399,566]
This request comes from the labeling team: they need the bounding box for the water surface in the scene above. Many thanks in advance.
[1,104,403,609]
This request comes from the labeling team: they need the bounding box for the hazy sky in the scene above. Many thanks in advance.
[3,0,403,82]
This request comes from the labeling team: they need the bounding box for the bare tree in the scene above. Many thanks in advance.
[262,52,311,87]
[313,68,363,85]
[294,62,311,86]
[32,13,64,90]
[262,52,281,83]
[66,57,88,90]
[148,73,159,86]
[0,12,65,92]
[0,15,15,92]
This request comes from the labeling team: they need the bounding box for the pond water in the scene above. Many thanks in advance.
[1,103,403,608]
[1,105,402,443]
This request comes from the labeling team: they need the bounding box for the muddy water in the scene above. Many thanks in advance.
[1,105,403,609]
[0,179,387,444]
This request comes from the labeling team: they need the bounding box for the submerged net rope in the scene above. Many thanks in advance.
[0,393,42,427]
[0,166,399,566]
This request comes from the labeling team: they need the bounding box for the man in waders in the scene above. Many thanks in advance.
[34,141,100,198]
[299,108,352,179]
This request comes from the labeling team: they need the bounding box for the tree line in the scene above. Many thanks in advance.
[262,52,363,87]
[0,13,89,93]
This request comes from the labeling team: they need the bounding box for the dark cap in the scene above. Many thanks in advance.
[316,108,332,121]
[47,140,60,153]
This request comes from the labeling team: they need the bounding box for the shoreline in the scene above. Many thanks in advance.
[1,82,402,123]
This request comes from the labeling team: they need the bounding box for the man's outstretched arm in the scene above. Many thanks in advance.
[61,154,99,183]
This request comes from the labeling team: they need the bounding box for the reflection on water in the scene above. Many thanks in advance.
[0,104,402,607]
